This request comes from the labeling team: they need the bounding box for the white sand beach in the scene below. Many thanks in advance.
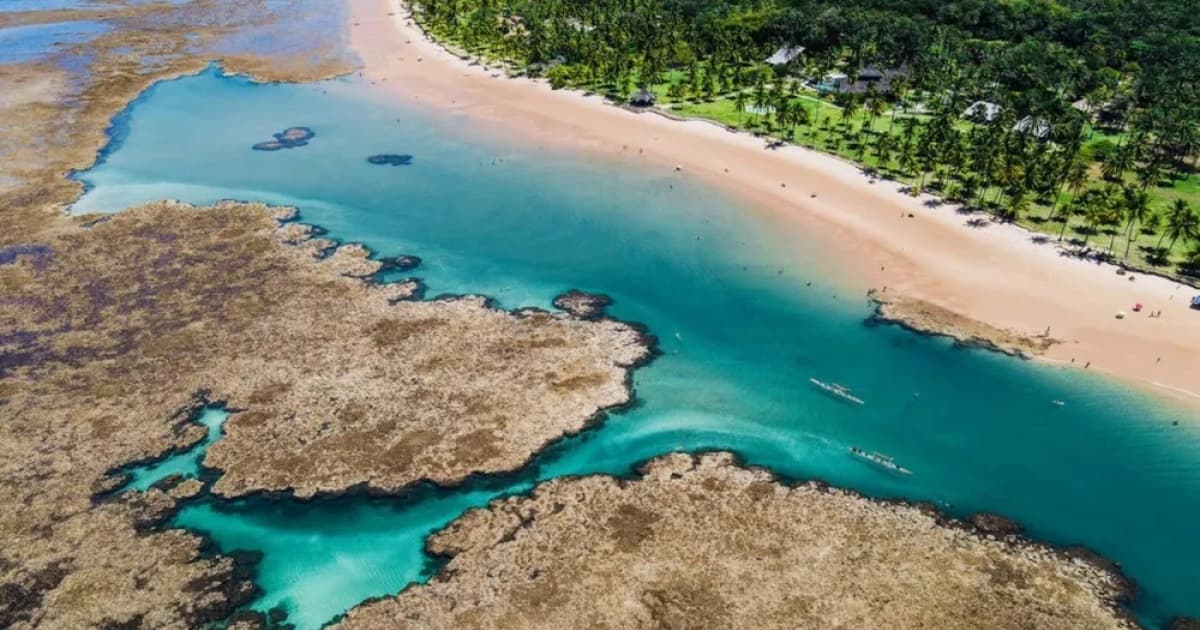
[349,0,1200,405]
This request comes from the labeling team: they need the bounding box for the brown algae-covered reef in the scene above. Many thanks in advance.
[0,1,1171,628]
[0,200,651,626]
[870,293,1058,358]
[335,452,1136,630]
[0,5,650,624]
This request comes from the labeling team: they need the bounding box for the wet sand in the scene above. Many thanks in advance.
[349,0,1200,406]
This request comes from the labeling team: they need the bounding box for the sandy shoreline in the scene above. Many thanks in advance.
[349,0,1200,405]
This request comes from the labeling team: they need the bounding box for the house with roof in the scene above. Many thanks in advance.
[1012,116,1051,139]
[962,101,1002,122]
[629,88,657,107]
[766,45,805,66]
[816,64,909,95]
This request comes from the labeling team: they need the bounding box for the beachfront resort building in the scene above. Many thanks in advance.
[814,65,908,94]
[963,100,1002,122]
[766,45,805,66]
[1012,115,1052,139]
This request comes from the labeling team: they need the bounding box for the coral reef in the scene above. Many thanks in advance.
[0,199,650,625]
[552,289,613,320]
[335,452,1136,630]
[870,293,1057,358]
[252,126,315,151]
[366,153,414,165]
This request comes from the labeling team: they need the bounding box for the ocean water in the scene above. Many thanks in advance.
[87,69,1200,629]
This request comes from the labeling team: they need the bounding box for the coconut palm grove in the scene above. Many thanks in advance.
[414,0,1200,279]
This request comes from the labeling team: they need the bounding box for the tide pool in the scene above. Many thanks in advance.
[91,69,1200,629]
[120,407,228,492]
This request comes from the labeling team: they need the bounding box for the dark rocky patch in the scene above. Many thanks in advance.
[0,244,54,269]
[1166,617,1200,630]
[553,290,613,320]
[392,255,421,270]
[252,127,315,151]
[150,473,187,493]
[969,512,1024,537]
[366,153,414,166]
[0,560,71,628]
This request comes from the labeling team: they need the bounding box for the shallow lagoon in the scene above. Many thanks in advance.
[120,407,229,492]
[0,19,108,64]
[84,69,1200,628]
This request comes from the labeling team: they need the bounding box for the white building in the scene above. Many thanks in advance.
[962,101,1001,122]
[766,45,805,66]
[1012,116,1051,139]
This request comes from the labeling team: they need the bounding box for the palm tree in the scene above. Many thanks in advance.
[809,99,826,146]
[1121,187,1151,259]
[873,134,894,171]
[1159,199,1200,255]
[1058,194,1085,242]
[790,102,810,139]
[733,89,747,125]
[775,97,792,139]
[897,140,917,176]
[885,75,910,135]
[1101,144,1132,182]
[1047,159,1087,221]
[865,91,886,135]
[1080,196,1110,248]
[752,70,768,114]
[1003,188,1030,222]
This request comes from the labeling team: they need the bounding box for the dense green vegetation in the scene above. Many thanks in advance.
[413,0,1200,280]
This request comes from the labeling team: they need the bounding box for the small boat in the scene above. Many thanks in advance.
[810,378,865,405]
[849,447,912,475]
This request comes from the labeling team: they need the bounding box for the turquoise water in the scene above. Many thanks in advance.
[90,70,1200,629]
[120,407,228,492]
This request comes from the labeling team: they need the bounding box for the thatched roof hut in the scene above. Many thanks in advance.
[630,88,656,107]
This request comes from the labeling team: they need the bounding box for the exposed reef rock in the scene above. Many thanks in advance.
[0,0,353,246]
[0,1,428,628]
[367,153,414,166]
[324,242,383,278]
[0,199,651,625]
[335,452,1136,630]
[553,289,613,320]
[0,2,358,625]
[151,475,205,501]
[202,286,651,498]
[870,293,1057,358]
[0,488,256,629]
[969,512,1024,537]
[252,126,316,151]
[391,254,422,270]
